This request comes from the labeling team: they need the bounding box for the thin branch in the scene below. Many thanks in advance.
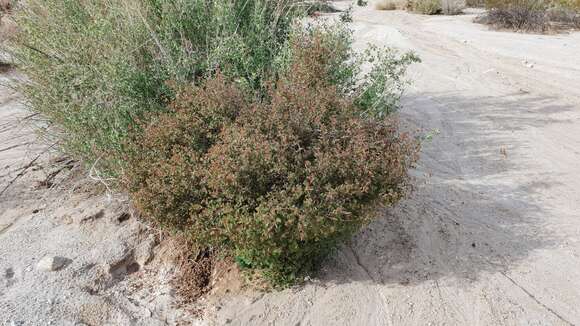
[0,143,57,198]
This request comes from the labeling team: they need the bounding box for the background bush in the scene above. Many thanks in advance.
[374,0,465,14]
[410,0,445,14]
[126,26,419,285]
[7,0,298,175]
[373,0,409,10]
[480,0,580,31]
[466,0,486,7]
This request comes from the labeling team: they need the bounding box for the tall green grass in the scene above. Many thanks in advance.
[7,0,299,175]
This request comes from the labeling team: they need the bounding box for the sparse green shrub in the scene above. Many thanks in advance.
[373,0,464,14]
[410,0,442,14]
[298,1,339,15]
[126,27,419,286]
[373,0,409,10]
[558,0,580,9]
[374,0,408,11]
[354,45,421,117]
[466,0,485,7]
[485,0,546,10]
[7,0,299,176]
[279,24,420,118]
[340,5,354,22]
[441,0,466,14]
[548,0,580,26]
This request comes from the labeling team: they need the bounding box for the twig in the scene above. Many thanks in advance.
[0,143,57,198]
[0,142,31,153]
[500,272,574,326]
[88,155,116,201]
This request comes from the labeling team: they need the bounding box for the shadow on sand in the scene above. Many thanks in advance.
[318,90,574,287]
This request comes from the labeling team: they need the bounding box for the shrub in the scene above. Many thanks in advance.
[340,5,354,22]
[548,0,580,27]
[126,27,419,285]
[480,0,580,32]
[480,0,549,31]
[410,0,443,14]
[441,0,466,14]
[280,24,420,118]
[354,45,421,117]
[374,0,408,10]
[7,0,299,176]
[466,0,486,7]
[373,0,464,14]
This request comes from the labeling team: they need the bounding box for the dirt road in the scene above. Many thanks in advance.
[215,6,580,326]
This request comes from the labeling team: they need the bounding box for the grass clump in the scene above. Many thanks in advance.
[126,25,419,286]
[7,0,299,175]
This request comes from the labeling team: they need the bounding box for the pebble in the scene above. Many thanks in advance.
[135,235,156,266]
[36,256,70,272]
[522,59,534,69]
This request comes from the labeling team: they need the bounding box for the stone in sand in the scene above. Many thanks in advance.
[36,256,69,272]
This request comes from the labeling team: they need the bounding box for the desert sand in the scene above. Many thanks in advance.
[2,3,580,325]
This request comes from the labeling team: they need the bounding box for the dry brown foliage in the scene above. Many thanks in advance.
[125,30,419,286]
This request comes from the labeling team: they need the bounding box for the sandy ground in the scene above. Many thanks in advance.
[2,3,580,326]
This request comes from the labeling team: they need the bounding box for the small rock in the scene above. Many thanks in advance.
[522,59,534,69]
[4,267,14,279]
[37,256,70,272]
[135,235,156,266]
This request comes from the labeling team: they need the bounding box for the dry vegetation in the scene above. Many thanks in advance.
[125,26,419,286]
[478,0,580,32]
[374,0,408,10]
[374,0,466,14]
[5,0,420,293]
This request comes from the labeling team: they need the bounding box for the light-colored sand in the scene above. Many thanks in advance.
[2,4,580,326]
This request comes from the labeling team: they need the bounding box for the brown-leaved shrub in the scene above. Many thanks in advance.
[125,31,419,285]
